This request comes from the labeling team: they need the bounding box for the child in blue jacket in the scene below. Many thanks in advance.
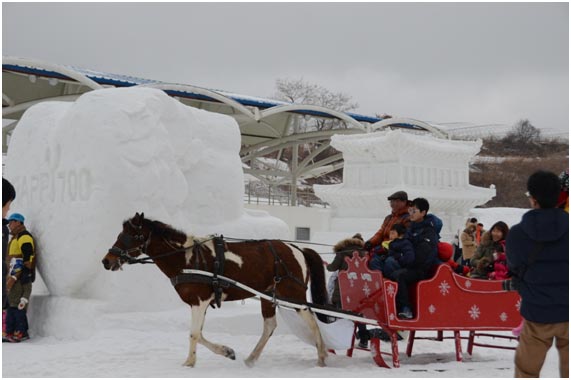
[369,223,415,280]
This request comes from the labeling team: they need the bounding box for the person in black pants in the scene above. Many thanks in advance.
[2,178,16,309]
[2,178,16,341]
[391,198,439,319]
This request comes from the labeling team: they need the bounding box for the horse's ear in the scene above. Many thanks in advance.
[140,212,144,220]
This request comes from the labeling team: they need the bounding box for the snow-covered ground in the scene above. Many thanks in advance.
[2,297,560,378]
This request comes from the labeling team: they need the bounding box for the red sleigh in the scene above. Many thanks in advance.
[337,253,522,368]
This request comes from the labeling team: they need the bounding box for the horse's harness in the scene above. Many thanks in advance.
[171,238,308,308]
[170,235,229,308]
[108,219,307,309]
[107,219,153,265]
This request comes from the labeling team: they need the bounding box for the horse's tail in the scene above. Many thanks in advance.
[301,247,328,323]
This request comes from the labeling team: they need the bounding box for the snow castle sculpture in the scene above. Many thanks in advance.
[314,129,495,242]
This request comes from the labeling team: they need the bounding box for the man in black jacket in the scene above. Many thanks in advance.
[506,170,568,378]
[392,198,439,319]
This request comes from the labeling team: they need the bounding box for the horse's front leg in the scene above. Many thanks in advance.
[184,297,236,367]
[198,336,236,360]
[184,298,210,367]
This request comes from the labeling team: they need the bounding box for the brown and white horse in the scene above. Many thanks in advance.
[101,213,328,367]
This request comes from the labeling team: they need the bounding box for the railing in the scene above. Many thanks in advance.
[243,183,329,208]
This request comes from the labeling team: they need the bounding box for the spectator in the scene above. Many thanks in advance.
[506,170,568,378]
[469,221,509,279]
[364,191,410,253]
[475,223,485,245]
[454,217,475,261]
[460,223,477,265]
[2,178,16,338]
[369,224,414,280]
[4,213,35,343]
[451,233,462,263]
[392,198,439,319]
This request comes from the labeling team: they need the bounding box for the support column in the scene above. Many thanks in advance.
[290,116,300,206]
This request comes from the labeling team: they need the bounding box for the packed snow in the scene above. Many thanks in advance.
[2,88,560,377]
[2,294,560,378]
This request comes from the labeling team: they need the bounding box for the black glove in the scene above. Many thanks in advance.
[454,265,465,274]
[363,241,373,251]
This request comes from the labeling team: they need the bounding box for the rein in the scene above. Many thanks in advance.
[112,233,361,266]
[223,236,334,248]
[218,237,367,256]
[107,217,216,266]
[129,236,216,265]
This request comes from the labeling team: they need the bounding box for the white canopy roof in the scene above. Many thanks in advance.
[2,56,448,202]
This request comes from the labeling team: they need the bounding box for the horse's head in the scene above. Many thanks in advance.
[102,212,150,271]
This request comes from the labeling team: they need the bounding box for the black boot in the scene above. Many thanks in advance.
[356,325,370,348]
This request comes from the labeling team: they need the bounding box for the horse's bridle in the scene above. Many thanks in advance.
[108,218,152,266]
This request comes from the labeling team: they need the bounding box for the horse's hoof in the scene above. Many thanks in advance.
[317,359,326,367]
[224,347,236,360]
[244,358,255,368]
[182,359,196,367]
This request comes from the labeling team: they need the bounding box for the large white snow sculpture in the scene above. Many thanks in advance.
[5,87,289,306]
[314,129,495,242]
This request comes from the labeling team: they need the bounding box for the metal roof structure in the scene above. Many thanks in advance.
[2,56,448,205]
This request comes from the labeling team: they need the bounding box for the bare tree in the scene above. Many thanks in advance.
[505,119,541,144]
[273,78,358,132]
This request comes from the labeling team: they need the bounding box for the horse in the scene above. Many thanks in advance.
[101,212,329,367]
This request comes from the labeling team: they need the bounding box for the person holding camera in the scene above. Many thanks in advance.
[506,170,568,378]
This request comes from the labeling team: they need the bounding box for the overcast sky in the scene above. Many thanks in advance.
[2,2,569,134]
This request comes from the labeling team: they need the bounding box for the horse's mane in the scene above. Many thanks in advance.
[141,218,187,244]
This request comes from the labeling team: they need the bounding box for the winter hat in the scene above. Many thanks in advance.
[352,233,364,241]
[7,213,25,223]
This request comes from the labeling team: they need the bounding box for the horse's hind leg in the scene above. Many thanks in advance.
[245,300,277,367]
[298,308,327,367]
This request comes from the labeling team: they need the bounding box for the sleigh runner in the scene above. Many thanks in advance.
[337,252,522,367]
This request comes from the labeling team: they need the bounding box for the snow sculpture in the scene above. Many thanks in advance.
[5,87,288,307]
[314,129,495,242]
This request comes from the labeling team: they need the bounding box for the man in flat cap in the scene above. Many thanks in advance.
[364,191,411,252]
[356,191,411,347]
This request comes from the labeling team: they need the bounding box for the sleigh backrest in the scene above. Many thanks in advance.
[337,252,390,326]
[338,252,522,331]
